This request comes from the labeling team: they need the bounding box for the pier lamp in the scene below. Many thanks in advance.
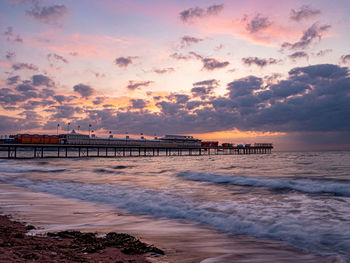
[67,122,70,133]
[57,124,60,135]
[89,124,92,137]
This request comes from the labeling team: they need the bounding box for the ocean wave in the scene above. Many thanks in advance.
[112,165,131,170]
[93,168,119,174]
[0,175,349,259]
[176,172,350,197]
[0,164,66,173]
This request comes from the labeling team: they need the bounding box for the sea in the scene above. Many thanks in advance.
[0,151,350,262]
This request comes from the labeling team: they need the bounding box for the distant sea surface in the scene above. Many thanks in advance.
[1,151,350,262]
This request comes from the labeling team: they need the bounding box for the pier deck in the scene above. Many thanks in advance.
[0,143,272,159]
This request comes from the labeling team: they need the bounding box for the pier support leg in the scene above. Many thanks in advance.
[79,147,81,157]
[65,147,67,158]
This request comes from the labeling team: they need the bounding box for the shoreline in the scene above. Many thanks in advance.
[0,214,164,262]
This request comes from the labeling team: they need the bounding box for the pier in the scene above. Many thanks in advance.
[0,143,272,159]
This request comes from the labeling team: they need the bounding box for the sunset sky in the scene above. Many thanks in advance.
[0,0,350,150]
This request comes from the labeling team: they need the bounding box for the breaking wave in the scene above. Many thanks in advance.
[0,174,349,259]
[0,163,66,173]
[176,172,350,197]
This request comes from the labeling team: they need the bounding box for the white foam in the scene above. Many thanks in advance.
[176,171,350,196]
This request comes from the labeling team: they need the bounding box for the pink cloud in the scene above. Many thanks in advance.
[186,14,302,47]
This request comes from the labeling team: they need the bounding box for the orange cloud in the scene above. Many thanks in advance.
[193,129,285,141]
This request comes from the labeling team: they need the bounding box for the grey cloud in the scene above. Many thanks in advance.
[15,84,36,92]
[126,80,153,91]
[288,51,309,60]
[92,97,106,105]
[50,105,82,119]
[47,53,68,65]
[207,4,224,15]
[6,51,16,60]
[26,4,68,25]
[243,14,272,34]
[192,79,219,99]
[35,63,348,147]
[181,35,204,47]
[12,62,38,71]
[22,99,55,110]
[73,84,94,98]
[153,96,162,101]
[0,93,27,105]
[170,52,192,60]
[340,55,350,64]
[190,52,229,71]
[2,63,349,148]
[153,67,175,74]
[4,27,13,39]
[290,5,320,22]
[130,99,147,109]
[7,75,20,85]
[282,23,331,50]
[53,95,77,104]
[193,79,219,87]
[315,49,332,57]
[165,94,190,104]
[174,94,189,104]
[115,56,138,68]
[288,64,348,80]
[32,74,54,86]
[41,88,55,98]
[227,76,263,99]
[180,4,223,23]
[156,101,184,115]
[202,58,229,70]
[242,57,279,68]
[0,115,21,132]
[186,100,205,110]
[4,26,23,42]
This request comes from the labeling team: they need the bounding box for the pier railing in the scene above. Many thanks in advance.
[0,143,273,159]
